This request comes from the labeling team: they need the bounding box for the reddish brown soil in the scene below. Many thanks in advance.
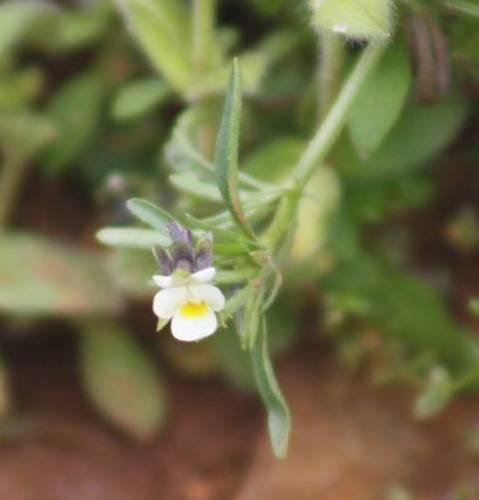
[1,334,479,500]
[0,332,260,500]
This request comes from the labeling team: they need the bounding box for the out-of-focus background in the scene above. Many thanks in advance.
[1,0,479,498]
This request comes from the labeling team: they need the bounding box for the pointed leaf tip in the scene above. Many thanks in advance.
[214,60,256,240]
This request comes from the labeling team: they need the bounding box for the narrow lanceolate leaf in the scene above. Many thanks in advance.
[251,317,291,459]
[214,60,255,240]
[126,198,173,234]
[309,0,392,40]
[348,42,412,158]
[80,322,168,441]
[97,227,170,249]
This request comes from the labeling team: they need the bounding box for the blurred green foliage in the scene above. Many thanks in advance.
[0,0,478,444]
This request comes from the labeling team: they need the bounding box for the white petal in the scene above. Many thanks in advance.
[189,284,225,312]
[153,287,187,319]
[153,275,174,288]
[191,267,216,284]
[171,306,218,342]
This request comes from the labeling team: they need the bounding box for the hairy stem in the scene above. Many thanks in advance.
[263,43,387,256]
[318,31,345,122]
[294,42,387,190]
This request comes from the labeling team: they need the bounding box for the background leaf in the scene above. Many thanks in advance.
[0,0,54,56]
[348,42,412,158]
[111,78,171,123]
[80,322,168,440]
[115,0,192,95]
[337,95,469,179]
[0,233,122,316]
[0,112,56,161]
[414,367,454,419]
[43,73,104,172]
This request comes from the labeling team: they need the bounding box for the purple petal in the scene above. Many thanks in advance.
[195,238,212,270]
[168,222,193,246]
[152,246,173,275]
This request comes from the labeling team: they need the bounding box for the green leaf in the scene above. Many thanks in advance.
[469,297,479,317]
[348,42,412,158]
[115,0,192,95]
[322,249,479,374]
[414,367,454,419]
[249,0,289,16]
[0,0,53,56]
[309,0,393,40]
[0,112,56,162]
[0,67,44,114]
[169,173,222,202]
[251,317,291,459]
[126,198,173,234]
[214,60,255,239]
[243,137,305,183]
[111,79,171,122]
[337,95,469,179]
[0,232,121,316]
[47,1,114,52]
[97,227,170,249]
[43,73,104,172]
[80,322,168,440]
[447,0,479,17]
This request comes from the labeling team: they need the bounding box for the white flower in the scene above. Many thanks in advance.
[152,267,225,342]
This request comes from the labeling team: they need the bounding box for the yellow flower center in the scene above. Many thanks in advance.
[179,301,209,318]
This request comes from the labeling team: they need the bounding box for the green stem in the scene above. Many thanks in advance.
[0,156,26,232]
[261,42,386,259]
[193,0,216,74]
[294,42,386,190]
[263,191,299,252]
[318,32,345,122]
